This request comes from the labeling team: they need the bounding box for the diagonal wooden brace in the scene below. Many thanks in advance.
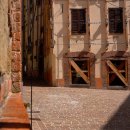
[69,59,90,84]
[107,60,128,87]
[109,62,125,84]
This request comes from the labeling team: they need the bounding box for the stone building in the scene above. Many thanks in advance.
[22,0,130,89]
[1,0,130,106]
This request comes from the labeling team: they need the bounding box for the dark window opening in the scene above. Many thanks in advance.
[71,9,86,34]
[36,0,41,6]
[109,73,125,86]
[71,59,89,84]
[109,8,123,33]
[108,59,127,87]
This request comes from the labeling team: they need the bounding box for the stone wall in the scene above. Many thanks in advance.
[9,0,22,92]
[0,0,22,107]
[0,0,11,105]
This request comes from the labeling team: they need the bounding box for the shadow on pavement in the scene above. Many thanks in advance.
[23,79,52,87]
[0,122,31,129]
[102,94,130,130]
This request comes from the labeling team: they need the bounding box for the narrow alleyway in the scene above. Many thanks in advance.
[23,86,130,130]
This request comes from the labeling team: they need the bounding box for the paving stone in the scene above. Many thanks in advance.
[23,86,130,130]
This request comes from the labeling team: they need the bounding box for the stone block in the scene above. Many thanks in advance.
[12,72,21,82]
[11,61,21,72]
[13,12,21,22]
[12,41,21,51]
[12,1,21,11]
[12,51,21,61]
[12,82,21,93]
[13,32,21,41]
[12,22,21,33]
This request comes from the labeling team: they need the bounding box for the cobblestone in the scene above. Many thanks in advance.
[23,86,130,130]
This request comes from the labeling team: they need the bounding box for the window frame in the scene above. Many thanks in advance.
[71,8,86,35]
[108,8,123,34]
[70,58,90,85]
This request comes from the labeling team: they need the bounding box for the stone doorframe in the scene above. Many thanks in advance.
[101,51,130,89]
[9,0,22,92]
[63,51,95,87]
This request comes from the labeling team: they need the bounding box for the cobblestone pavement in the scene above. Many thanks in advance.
[22,86,130,130]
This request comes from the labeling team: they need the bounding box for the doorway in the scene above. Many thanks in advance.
[22,0,52,85]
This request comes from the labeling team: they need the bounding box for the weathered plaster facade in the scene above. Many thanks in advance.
[22,0,130,89]
[0,0,11,105]
[52,0,130,89]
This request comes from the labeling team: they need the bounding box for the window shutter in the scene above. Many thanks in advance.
[71,10,79,33]
[109,8,123,33]
[79,10,86,33]
[71,9,86,34]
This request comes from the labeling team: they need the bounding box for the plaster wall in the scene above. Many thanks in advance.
[0,0,11,105]
[0,0,10,76]
[53,0,69,83]
[53,0,130,87]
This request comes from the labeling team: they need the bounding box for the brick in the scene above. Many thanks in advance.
[12,72,21,82]
[12,51,21,61]
[12,82,21,93]
[12,22,21,33]
[13,12,21,22]
[11,61,21,72]
[12,41,21,51]
[13,32,21,41]
[12,2,21,11]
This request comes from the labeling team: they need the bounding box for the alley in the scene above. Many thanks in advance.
[23,86,130,130]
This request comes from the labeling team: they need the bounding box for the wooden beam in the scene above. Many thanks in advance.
[109,62,125,84]
[107,60,128,86]
[69,59,90,84]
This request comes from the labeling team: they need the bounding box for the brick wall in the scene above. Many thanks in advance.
[9,0,22,92]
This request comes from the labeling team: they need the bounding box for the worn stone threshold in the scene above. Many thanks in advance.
[0,93,30,130]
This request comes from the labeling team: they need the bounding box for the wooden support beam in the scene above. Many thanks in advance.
[107,60,128,86]
[109,62,125,84]
[69,59,90,84]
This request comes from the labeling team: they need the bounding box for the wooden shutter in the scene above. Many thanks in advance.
[71,9,86,34]
[109,8,123,33]
[79,10,86,33]
[71,10,79,34]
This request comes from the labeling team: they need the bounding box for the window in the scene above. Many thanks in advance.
[109,8,123,33]
[36,0,41,6]
[107,59,127,87]
[71,9,86,34]
[71,59,89,84]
